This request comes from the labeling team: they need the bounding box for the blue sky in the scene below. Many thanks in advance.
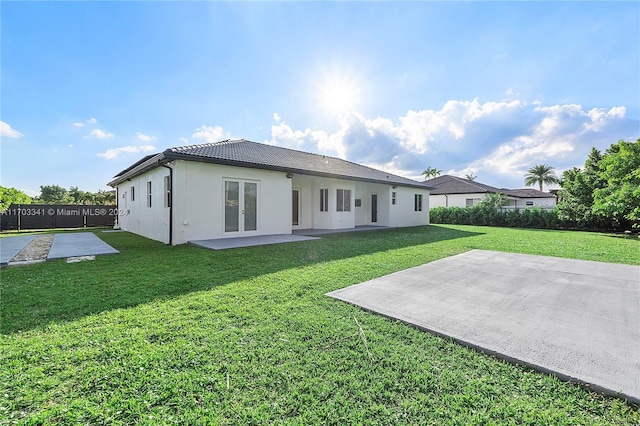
[2,1,638,195]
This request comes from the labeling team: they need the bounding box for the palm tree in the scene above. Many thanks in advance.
[464,172,477,181]
[422,167,442,180]
[524,164,558,191]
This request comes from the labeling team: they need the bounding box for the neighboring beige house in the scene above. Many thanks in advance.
[108,139,431,245]
[424,175,556,209]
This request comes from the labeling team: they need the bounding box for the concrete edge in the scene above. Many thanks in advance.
[188,235,321,251]
[5,259,47,268]
[46,250,120,261]
[325,293,640,407]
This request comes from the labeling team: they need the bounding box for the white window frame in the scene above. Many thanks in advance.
[164,176,171,208]
[147,181,152,208]
[414,194,423,211]
[320,188,328,212]
[336,189,351,212]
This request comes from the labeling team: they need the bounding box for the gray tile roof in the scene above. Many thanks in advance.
[505,188,556,198]
[423,175,499,195]
[424,175,554,198]
[109,139,429,189]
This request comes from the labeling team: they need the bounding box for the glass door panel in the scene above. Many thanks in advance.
[244,182,257,231]
[292,189,300,227]
[225,181,239,232]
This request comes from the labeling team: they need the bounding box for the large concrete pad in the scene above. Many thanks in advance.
[190,234,319,250]
[0,235,36,266]
[47,232,119,259]
[327,249,640,403]
[293,225,391,236]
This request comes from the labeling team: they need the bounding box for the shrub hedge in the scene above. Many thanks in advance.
[429,206,619,231]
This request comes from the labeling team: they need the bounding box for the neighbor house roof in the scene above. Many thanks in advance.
[423,175,554,198]
[109,139,430,189]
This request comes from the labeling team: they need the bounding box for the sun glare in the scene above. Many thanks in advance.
[316,71,362,119]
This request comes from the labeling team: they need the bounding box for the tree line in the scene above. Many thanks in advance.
[0,184,116,212]
[426,138,639,231]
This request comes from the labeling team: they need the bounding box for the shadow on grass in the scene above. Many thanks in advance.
[0,225,481,334]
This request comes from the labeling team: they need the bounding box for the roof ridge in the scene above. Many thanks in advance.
[168,139,237,153]
[449,175,498,192]
[226,139,401,177]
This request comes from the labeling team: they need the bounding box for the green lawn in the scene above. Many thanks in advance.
[1,225,638,425]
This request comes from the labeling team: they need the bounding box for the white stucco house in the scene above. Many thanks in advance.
[108,139,431,245]
[424,175,557,209]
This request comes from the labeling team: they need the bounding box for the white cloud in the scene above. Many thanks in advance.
[192,125,227,143]
[72,118,98,128]
[136,132,157,142]
[273,113,282,122]
[84,129,114,139]
[1,121,24,138]
[98,145,157,160]
[178,137,189,144]
[266,98,636,188]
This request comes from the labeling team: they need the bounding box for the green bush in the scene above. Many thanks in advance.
[429,206,619,231]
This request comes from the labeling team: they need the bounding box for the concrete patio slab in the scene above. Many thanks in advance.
[326,249,640,404]
[293,225,391,236]
[47,232,119,259]
[0,235,36,266]
[190,234,319,250]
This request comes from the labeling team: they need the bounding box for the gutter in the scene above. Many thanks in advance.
[160,163,173,245]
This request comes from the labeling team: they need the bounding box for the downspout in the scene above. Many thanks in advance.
[160,163,173,245]
[115,187,119,229]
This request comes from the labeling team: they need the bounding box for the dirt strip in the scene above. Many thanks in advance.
[11,234,55,262]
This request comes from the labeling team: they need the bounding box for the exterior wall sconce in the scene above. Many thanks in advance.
[286,173,294,178]
[392,185,397,189]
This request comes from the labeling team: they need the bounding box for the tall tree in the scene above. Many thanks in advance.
[36,185,72,204]
[464,172,477,181]
[524,164,558,191]
[69,186,89,204]
[592,139,640,227]
[422,167,443,180]
[0,186,32,212]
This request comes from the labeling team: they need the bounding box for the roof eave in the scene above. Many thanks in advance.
[108,153,168,187]
[164,151,431,190]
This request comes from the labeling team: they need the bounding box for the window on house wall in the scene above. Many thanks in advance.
[337,189,351,212]
[320,188,328,212]
[414,194,423,211]
[131,186,135,202]
[147,181,152,208]
[465,198,474,207]
[164,176,171,208]
[354,199,362,207]
[392,192,397,205]
[525,201,534,206]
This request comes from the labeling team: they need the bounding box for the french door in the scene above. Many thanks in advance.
[292,189,301,228]
[371,193,378,223]
[224,180,258,233]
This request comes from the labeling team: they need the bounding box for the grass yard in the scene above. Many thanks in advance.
[1,225,639,425]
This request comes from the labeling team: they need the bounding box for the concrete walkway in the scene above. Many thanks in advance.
[190,234,319,250]
[0,235,35,266]
[47,232,119,259]
[0,232,119,266]
[327,249,640,404]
